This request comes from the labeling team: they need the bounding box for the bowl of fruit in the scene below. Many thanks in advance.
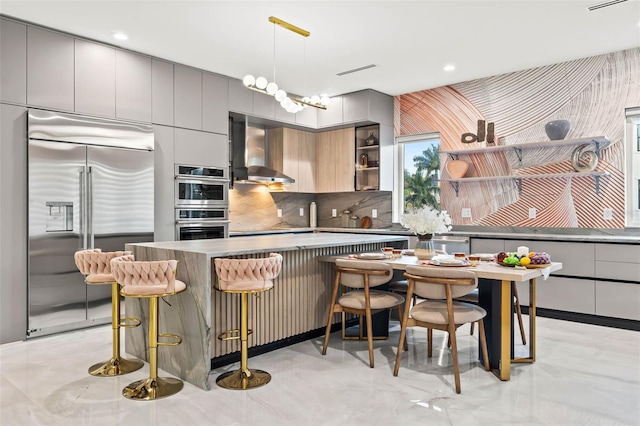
[496,251,551,268]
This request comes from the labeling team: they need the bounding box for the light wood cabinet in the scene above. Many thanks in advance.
[268,128,316,192]
[315,128,354,193]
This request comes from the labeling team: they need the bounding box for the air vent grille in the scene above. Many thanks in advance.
[336,64,377,76]
[587,0,628,11]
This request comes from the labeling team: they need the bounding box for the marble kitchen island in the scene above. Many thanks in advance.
[124,233,409,390]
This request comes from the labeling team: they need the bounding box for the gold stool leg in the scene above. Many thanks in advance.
[89,282,143,377]
[123,296,183,400]
[216,292,271,390]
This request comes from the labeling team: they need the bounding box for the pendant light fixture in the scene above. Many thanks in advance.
[243,16,330,112]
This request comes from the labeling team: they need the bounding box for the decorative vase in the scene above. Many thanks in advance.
[414,234,436,260]
[446,159,469,179]
[544,120,570,140]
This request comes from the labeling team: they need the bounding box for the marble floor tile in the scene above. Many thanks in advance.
[1,317,639,425]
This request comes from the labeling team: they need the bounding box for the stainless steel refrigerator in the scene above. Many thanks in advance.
[27,110,154,338]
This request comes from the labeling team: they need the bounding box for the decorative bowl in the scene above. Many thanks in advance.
[414,248,436,260]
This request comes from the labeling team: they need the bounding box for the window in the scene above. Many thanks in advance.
[393,133,441,222]
[626,108,640,227]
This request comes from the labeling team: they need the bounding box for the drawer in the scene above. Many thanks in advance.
[595,281,640,320]
[511,240,594,278]
[595,243,640,263]
[516,276,595,314]
[595,261,640,282]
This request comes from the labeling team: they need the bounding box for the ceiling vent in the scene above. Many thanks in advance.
[337,64,377,76]
[587,0,628,11]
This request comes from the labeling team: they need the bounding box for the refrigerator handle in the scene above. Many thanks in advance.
[79,166,87,249]
[87,166,94,249]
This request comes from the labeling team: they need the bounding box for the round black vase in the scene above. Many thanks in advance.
[544,120,570,140]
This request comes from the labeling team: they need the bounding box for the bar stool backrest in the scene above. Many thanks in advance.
[74,248,132,276]
[404,266,477,299]
[110,256,178,296]
[214,253,282,291]
[335,258,393,289]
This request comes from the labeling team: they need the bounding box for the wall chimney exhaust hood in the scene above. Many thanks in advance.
[231,118,295,184]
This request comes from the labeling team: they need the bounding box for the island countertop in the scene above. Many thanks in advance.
[130,232,410,256]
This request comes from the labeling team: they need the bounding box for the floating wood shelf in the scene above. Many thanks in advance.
[439,171,611,196]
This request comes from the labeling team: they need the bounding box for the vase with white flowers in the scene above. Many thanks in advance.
[400,206,452,260]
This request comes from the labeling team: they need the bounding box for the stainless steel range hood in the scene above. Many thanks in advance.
[231,118,295,184]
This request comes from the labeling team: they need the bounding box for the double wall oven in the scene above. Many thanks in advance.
[175,165,229,240]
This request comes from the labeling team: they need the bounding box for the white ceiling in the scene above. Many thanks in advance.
[1,1,639,98]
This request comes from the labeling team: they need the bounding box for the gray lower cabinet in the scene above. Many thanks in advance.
[152,59,174,126]
[174,65,202,130]
[516,276,595,314]
[202,72,229,134]
[1,18,27,104]
[174,128,229,168]
[153,125,175,242]
[0,104,28,343]
[74,39,116,117]
[595,281,640,320]
[510,239,595,277]
[27,26,74,112]
[116,50,152,122]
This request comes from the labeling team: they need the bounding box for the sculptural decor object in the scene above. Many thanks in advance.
[446,159,469,179]
[545,119,570,140]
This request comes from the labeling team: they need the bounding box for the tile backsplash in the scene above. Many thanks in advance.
[229,184,392,231]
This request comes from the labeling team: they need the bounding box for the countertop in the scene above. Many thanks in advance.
[229,227,640,244]
[131,232,409,257]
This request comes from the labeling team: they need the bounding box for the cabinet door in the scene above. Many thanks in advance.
[75,39,116,117]
[335,128,355,192]
[368,90,394,126]
[315,132,334,193]
[27,26,74,111]
[153,125,175,242]
[316,96,343,128]
[596,281,640,320]
[152,59,174,125]
[298,131,317,193]
[470,238,505,254]
[315,128,354,193]
[516,276,595,314]
[174,128,229,168]
[202,73,228,134]
[253,91,276,119]
[1,18,27,104]
[228,78,253,114]
[275,102,296,124]
[116,50,151,122]
[511,240,595,278]
[295,105,317,128]
[174,65,202,130]
[378,124,394,191]
[343,91,369,123]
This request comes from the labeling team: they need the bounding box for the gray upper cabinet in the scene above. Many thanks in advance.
[228,78,253,114]
[275,102,297,124]
[368,90,393,126]
[27,26,74,112]
[294,104,316,127]
[1,18,27,104]
[116,50,152,122]
[202,72,229,134]
[152,59,174,126]
[342,91,369,124]
[253,91,276,119]
[174,65,202,130]
[316,96,343,128]
[174,128,229,168]
[75,39,116,117]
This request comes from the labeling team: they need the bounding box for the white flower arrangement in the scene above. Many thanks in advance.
[401,205,452,236]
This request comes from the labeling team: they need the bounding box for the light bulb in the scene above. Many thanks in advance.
[320,95,330,106]
[266,82,278,95]
[286,104,297,113]
[302,96,311,103]
[275,89,287,102]
[282,97,293,107]
[310,95,320,105]
[256,76,268,90]
[243,75,255,87]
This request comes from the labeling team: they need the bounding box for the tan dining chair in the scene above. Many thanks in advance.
[393,265,490,394]
[322,258,404,368]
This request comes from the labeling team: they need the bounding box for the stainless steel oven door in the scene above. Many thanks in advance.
[175,207,228,221]
[175,221,229,240]
[175,164,228,180]
[175,178,228,207]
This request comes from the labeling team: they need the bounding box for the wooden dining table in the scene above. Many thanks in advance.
[317,254,563,381]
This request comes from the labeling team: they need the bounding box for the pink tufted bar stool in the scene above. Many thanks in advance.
[111,256,187,401]
[73,249,144,377]
[214,253,283,390]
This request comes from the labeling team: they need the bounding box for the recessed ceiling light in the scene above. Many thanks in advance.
[443,64,455,72]
[112,32,128,41]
